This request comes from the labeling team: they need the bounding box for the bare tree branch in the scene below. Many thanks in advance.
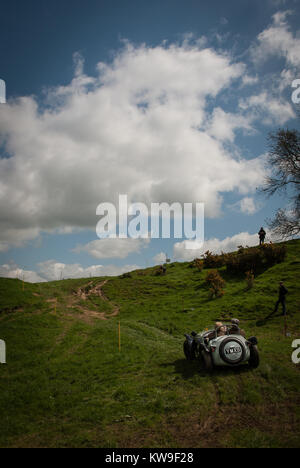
[260,128,300,239]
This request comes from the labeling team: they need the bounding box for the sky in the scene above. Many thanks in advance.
[0,0,299,282]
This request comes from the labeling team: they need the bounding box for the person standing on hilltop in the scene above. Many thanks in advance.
[258,227,266,245]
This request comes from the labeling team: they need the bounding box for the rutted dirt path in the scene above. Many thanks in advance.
[66,280,120,322]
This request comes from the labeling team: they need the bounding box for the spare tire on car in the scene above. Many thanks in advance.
[219,337,245,365]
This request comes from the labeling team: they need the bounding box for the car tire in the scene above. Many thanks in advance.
[248,345,259,369]
[201,350,213,371]
[184,340,195,360]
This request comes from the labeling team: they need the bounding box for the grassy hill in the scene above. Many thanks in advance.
[0,240,299,448]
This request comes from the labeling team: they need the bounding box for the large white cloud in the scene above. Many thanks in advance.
[73,237,150,259]
[0,39,266,250]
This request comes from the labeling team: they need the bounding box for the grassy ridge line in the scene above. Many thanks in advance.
[0,240,299,447]
[102,239,300,337]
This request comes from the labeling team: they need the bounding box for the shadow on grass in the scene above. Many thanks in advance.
[256,312,289,326]
[161,358,254,380]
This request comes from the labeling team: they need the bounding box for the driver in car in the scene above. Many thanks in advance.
[228,318,246,337]
[206,322,227,340]
[206,319,245,341]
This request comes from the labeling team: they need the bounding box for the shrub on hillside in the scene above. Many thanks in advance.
[137,269,147,276]
[261,242,287,264]
[226,243,287,274]
[154,265,167,276]
[245,270,255,290]
[205,269,226,299]
[189,258,204,271]
[202,250,228,269]
[120,272,132,279]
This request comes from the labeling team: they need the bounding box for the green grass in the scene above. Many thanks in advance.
[0,240,299,448]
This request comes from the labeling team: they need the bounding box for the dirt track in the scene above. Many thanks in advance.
[67,280,120,322]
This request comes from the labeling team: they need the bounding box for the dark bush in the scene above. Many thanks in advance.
[120,272,132,279]
[189,258,204,271]
[202,250,228,269]
[245,270,255,290]
[154,265,167,276]
[226,243,287,274]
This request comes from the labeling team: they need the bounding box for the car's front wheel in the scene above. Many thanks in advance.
[184,340,195,360]
[248,345,259,369]
[201,350,213,372]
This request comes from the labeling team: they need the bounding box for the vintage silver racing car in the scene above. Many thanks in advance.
[184,321,259,371]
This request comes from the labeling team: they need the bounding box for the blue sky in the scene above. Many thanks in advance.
[0,0,299,281]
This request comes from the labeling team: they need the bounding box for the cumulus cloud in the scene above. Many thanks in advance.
[239,91,295,125]
[206,107,254,142]
[0,260,140,282]
[173,231,265,261]
[229,196,261,215]
[0,264,45,283]
[241,75,259,87]
[37,260,140,281]
[153,252,167,264]
[73,237,150,259]
[239,197,260,215]
[0,39,266,250]
[250,10,300,68]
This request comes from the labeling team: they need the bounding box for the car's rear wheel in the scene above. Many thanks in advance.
[248,345,259,369]
[201,350,213,371]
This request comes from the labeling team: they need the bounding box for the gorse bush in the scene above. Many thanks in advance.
[261,242,287,265]
[205,269,226,299]
[154,265,167,276]
[245,270,255,290]
[191,244,286,275]
[189,258,204,271]
[202,250,227,269]
[226,243,287,274]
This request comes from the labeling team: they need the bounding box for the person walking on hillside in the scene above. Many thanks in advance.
[275,281,288,316]
[258,227,266,245]
[266,281,288,319]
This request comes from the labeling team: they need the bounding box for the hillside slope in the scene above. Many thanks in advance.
[0,240,299,448]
